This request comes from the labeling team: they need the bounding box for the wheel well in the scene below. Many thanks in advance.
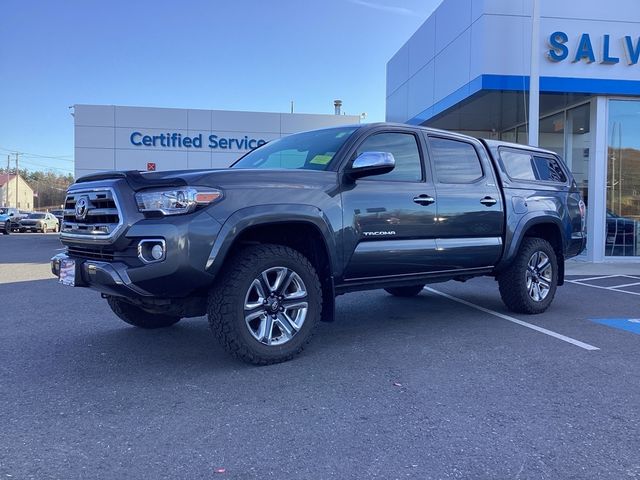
[230,222,335,321]
[523,222,565,285]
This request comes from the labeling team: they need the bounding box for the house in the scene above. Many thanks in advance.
[0,174,34,210]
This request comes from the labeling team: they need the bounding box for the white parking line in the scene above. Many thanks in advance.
[567,280,640,296]
[424,287,600,351]
[606,281,640,289]
[571,274,618,282]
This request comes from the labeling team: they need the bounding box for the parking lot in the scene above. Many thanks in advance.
[1,234,639,480]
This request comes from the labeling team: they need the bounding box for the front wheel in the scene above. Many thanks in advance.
[208,244,322,365]
[498,237,558,314]
[384,285,425,297]
[2,223,9,235]
[106,296,181,329]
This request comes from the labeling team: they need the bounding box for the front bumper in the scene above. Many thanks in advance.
[51,253,154,297]
[53,209,223,299]
[20,223,43,231]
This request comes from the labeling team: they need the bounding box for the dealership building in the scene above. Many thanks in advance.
[387,0,640,261]
[73,104,360,179]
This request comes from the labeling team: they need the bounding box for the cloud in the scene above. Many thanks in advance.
[347,0,418,17]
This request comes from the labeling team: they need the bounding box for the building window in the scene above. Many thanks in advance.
[564,104,591,207]
[606,99,640,257]
[539,112,565,159]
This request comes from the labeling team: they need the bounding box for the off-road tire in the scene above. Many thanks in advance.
[384,285,425,297]
[498,237,558,314]
[208,244,322,365]
[106,296,181,329]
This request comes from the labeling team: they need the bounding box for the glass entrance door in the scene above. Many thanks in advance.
[606,100,640,257]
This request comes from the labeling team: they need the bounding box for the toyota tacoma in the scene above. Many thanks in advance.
[52,123,586,364]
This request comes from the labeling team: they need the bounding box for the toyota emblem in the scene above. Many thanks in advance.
[75,196,89,220]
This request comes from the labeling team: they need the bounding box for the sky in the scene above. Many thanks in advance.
[0,0,442,175]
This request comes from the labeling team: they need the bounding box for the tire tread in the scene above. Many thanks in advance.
[498,237,558,314]
[207,244,321,365]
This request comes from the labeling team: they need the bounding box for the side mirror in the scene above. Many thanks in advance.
[347,152,395,179]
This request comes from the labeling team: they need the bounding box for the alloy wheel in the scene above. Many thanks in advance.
[525,251,552,302]
[243,266,308,346]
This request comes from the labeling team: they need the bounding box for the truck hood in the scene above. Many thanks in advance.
[75,168,337,191]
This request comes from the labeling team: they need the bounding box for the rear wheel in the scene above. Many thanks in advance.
[384,285,425,297]
[498,237,558,314]
[106,296,181,329]
[208,244,322,365]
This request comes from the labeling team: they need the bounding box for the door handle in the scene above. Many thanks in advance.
[413,194,435,206]
[480,196,497,207]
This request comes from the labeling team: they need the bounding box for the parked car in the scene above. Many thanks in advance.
[606,210,636,256]
[50,209,65,225]
[19,212,59,233]
[52,123,586,365]
[0,207,20,234]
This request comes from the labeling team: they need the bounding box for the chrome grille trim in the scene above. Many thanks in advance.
[60,187,124,243]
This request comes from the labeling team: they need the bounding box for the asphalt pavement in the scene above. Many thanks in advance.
[1,234,639,479]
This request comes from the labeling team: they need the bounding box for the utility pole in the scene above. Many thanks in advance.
[528,0,540,146]
[15,152,19,208]
[5,155,9,207]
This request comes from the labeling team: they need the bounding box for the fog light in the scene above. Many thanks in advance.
[151,244,164,260]
[138,239,166,264]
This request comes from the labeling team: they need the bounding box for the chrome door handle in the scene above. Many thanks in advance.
[480,196,497,206]
[413,194,435,206]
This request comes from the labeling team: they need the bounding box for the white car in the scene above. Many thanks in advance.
[19,212,60,233]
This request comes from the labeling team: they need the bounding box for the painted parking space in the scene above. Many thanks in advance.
[567,274,640,296]
[425,286,600,351]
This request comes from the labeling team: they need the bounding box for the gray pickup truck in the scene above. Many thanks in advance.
[52,123,586,364]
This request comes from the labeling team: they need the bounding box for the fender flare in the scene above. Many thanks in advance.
[498,212,566,272]
[204,204,339,278]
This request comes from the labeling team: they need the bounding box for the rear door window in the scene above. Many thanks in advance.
[429,137,483,184]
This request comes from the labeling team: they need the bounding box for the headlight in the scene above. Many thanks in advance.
[135,187,223,215]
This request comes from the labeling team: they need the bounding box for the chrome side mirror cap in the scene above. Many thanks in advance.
[347,151,395,179]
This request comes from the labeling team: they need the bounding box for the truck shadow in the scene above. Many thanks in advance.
[3,277,489,383]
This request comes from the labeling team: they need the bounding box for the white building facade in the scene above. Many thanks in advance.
[74,104,360,178]
[387,0,640,262]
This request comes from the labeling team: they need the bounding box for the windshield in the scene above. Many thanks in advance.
[27,213,46,219]
[232,126,359,171]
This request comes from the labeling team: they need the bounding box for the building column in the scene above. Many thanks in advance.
[587,96,607,263]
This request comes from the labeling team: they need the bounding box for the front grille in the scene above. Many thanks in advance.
[61,188,123,240]
[67,246,115,261]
